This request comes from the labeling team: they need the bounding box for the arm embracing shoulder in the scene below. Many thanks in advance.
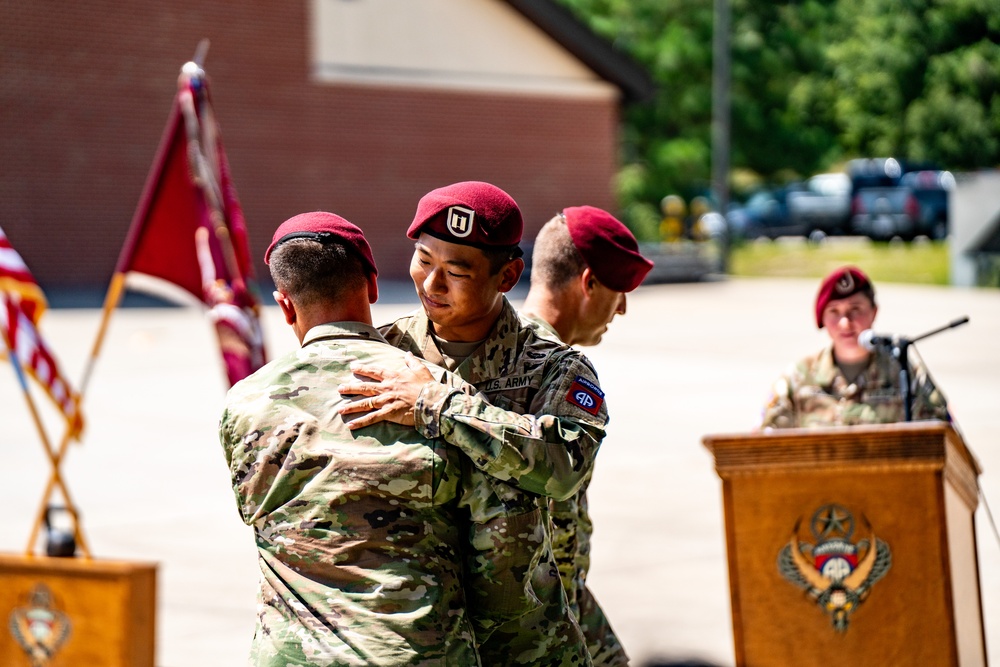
[415,352,607,501]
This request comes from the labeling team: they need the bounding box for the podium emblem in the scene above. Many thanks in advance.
[9,583,72,665]
[778,503,892,632]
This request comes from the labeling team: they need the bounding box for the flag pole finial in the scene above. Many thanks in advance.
[193,38,210,68]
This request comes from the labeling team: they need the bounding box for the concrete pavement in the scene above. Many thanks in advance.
[2,277,998,666]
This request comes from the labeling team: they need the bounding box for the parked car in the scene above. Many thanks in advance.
[726,184,807,240]
[850,186,922,240]
[786,172,852,236]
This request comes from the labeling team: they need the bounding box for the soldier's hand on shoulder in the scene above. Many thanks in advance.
[337,353,437,430]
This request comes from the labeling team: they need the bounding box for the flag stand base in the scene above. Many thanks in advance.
[0,553,157,666]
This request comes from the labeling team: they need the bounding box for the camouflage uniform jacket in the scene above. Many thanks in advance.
[383,298,608,502]
[760,344,951,429]
[520,313,629,667]
[381,298,607,666]
[219,322,556,666]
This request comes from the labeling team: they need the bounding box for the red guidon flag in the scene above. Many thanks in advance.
[0,226,84,438]
[109,57,266,386]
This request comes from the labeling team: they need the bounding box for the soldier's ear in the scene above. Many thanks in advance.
[366,272,379,305]
[580,267,598,296]
[497,257,524,293]
[274,290,296,325]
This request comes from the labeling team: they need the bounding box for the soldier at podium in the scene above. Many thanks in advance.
[760,266,951,429]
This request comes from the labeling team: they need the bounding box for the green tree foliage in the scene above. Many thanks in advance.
[829,0,1000,168]
[557,0,716,235]
[729,1,843,181]
[555,0,1000,232]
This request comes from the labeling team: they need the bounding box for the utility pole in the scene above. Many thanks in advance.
[712,0,731,272]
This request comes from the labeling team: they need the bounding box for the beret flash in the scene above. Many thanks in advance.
[815,266,874,327]
[408,181,523,250]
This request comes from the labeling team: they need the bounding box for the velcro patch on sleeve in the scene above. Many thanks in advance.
[566,376,605,415]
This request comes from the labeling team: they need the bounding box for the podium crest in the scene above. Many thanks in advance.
[778,503,892,632]
[8,583,72,665]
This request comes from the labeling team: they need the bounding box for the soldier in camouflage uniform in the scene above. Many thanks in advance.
[520,206,653,667]
[219,212,563,666]
[760,266,950,429]
[338,182,606,666]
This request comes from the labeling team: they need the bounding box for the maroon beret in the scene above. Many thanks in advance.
[407,181,523,249]
[563,206,653,292]
[815,266,873,327]
[265,211,378,276]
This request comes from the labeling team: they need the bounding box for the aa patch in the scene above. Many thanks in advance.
[566,376,604,415]
[446,205,475,238]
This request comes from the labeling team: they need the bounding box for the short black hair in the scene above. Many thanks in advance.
[481,245,523,275]
[268,238,367,306]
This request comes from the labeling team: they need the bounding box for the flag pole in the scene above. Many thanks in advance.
[26,436,93,560]
[79,41,210,397]
[178,67,247,295]
[78,271,126,397]
[2,323,91,558]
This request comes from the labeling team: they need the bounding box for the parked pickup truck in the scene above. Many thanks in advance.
[850,186,922,240]
[851,170,953,241]
[786,172,852,237]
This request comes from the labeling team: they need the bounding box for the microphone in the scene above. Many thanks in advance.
[857,317,969,422]
[859,316,970,351]
[858,329,901,351]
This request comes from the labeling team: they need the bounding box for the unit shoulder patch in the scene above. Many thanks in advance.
[566,375,604,415]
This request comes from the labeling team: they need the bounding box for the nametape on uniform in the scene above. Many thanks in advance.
[566,376,604,415]
[480,374,535,393]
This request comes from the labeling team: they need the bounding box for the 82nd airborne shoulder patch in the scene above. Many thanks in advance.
[566,375,605,415]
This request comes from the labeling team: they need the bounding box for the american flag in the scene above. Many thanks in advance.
[0,226,83,438]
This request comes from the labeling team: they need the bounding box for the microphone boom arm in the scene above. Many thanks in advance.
[883,316,969,423]
[908,316,970,345]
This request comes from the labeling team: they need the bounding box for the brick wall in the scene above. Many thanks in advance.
[1,1,620,291]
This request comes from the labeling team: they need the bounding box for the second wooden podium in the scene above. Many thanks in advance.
[704,421,986,667]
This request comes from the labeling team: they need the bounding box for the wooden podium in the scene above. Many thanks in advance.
[0,554,156,666]
[704,421,986,666]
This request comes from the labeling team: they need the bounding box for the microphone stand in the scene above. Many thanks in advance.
[895,340,913,422]
[890,316,969,422]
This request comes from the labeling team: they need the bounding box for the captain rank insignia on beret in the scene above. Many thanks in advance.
[446,206,475,238]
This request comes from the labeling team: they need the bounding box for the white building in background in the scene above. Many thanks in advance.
[950,170,1000,287]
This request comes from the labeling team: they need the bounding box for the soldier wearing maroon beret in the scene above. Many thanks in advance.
[223,211,568,664]
[518,205,650,666]
[336,182,608,664]
[760,265,950,429]
[522,205,653,346]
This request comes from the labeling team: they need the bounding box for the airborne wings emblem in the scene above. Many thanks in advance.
[8,583,72,665]
[777,503,892,632]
